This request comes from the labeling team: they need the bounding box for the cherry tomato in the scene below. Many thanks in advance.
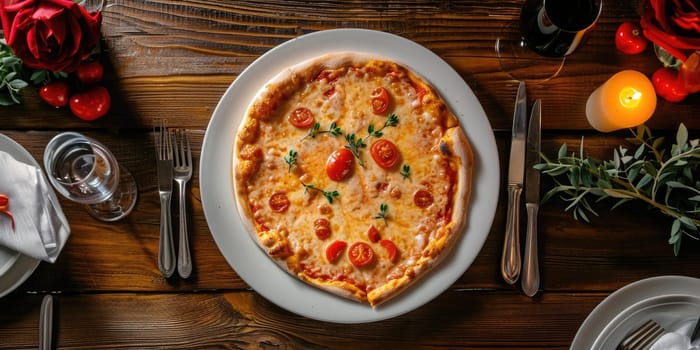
[314,218,331,240]
[326,148,354,181]
[379,239,399,262]
[414,189,434,208]
[39,81,70,108]
[69,86,111,121]
[268,192,290,213]
[371,87,390,114]
[615,22,648,55]
[325,240,347,263]
[367,224,380,243]
[288,107,315,128]
[370,139,399,169]
[652,67,689,103]
[76,61,104,85]
[348,242,374,267]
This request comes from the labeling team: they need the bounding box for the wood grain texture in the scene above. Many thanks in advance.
[0,291,605,349]
[0,0,699,349]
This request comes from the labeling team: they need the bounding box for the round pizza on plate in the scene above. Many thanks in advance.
[233,52,473,307]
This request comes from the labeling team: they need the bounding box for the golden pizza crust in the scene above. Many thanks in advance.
[233,51,473,307]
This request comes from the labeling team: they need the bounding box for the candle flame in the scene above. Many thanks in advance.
[619,87,642,109]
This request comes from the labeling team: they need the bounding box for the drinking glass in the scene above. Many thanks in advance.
[43,132,137,222]
[496,0,602,82]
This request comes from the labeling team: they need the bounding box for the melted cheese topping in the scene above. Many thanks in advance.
[234,53,470,306]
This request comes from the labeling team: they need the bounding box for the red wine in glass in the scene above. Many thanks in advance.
[496,0,602,82]
[520,0,602,57]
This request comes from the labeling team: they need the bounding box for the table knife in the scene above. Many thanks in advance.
[522,99,541,297]
[39,294,52,350]
[501,81,527,285]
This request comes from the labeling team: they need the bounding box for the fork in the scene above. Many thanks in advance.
[617,319,666,350]
[155,121,175,278]
[172,129,193,278]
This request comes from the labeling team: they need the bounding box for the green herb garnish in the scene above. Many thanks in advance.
[344,114,399,166]
[302,182,339,204]
[401,164,411,179]
[283,149,297,173]
[0,43,27,106]
[374,203,388,224]
[304,121,342,140]
[537,124,700,255]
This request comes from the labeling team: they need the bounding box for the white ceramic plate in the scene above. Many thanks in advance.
[571,275,700,349]
[200,28,499,323]
[0,134,41,298]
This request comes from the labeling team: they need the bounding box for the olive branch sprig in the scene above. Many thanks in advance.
[537,123,700,256]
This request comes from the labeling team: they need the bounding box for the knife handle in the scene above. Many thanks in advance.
[501,184,522,285]
[158,192,176,278]
[522,203,540,297]
[39,295,53,350]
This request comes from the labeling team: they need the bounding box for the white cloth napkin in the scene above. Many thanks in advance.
[650,320,700,350]
[0,151,70,263]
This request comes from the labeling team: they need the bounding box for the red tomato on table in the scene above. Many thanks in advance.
[652,67,689,103]
[69,86,111,121]
[39,81,70,108]
[615,22,648,55]
[77,61,105,85]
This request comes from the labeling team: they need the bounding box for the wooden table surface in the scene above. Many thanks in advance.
[1,1,700,349]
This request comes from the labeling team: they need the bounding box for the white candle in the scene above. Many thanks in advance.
[586,70,657,132]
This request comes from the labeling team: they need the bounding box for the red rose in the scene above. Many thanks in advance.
[639,0,700,62]
[0,0,101,73]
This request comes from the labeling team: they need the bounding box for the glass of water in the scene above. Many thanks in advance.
[43,132,137,222]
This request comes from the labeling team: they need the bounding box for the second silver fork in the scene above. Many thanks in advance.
[171,129,193,278]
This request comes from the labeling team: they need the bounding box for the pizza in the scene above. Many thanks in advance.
[233,52,473,307]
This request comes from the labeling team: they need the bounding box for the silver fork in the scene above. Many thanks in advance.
[171,129,193,278]
[155,121,175,278]
[617,319,666,350]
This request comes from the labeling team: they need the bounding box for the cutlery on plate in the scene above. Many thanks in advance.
[172,129,193,279]
[39,294,52,350]
[522,99,541,297]
[501,81,527,285]
[617,319,665,350]
[156,121,175,278]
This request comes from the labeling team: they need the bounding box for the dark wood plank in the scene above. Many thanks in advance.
[0,291,605,349]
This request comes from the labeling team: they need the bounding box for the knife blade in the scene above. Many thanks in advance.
[501,81,527,285]
[522,99,541,297]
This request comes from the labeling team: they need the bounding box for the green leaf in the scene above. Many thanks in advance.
[557,143,567,160]
[677,123,689,147]
[671,219,681,236]
[636,173,653,189]
[679,216,697,230]
[9,79,27,89]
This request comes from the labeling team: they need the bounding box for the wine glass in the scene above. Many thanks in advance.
[495,0,602,83]
[43,132,138,222]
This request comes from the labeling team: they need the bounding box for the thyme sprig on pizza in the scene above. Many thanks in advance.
[233,53,473,306]
[344,113,399,167]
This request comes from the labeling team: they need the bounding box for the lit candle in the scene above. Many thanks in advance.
[585,70,657,132]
